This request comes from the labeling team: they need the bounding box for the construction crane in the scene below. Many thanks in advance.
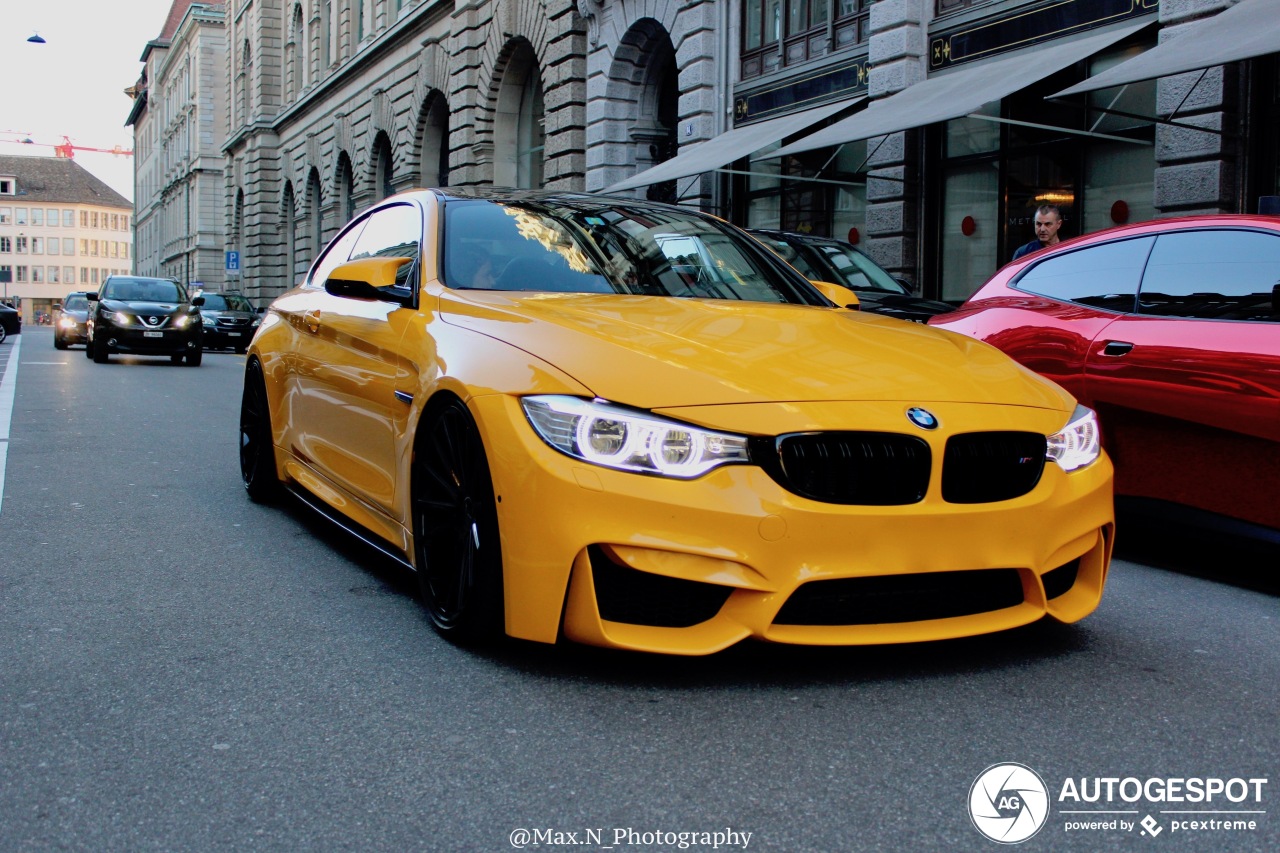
[0,133,133,159]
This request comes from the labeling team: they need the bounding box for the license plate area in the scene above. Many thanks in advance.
[143,331,163,338]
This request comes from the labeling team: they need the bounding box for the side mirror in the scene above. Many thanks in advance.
[191,295,205,307]
[86,292,99,302]
[809,280,861,310]
[324,257,414,304]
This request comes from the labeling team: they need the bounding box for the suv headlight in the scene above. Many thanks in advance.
[1047,404,1101,472]
[106,311,131,326]
[522,395,751,478]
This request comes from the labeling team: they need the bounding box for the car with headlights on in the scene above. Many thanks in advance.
[0,301,18,344]
[930,214,1280,541]
[86,276,205,365]
[196,291,259,352]
[750,229,954,322]
[240,188,1114,654]
[54,291,91,349]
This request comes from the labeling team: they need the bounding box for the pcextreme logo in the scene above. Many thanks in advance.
[968,764,1269,844]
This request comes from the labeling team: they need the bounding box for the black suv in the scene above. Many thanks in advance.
[0,301,18,345]
[54,291,92,349]
[86,276,205,365]
[197,291,259,352]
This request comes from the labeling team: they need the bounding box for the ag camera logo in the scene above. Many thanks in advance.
[969,763,1050,844]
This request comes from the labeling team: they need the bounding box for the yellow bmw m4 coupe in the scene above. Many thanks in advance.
[239,189,1113,655]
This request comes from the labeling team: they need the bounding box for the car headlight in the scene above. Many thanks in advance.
[251,318,260,328]
[201,315,215,327]
[1046,404,1101,472]
[107,311,132,326]
[522,395,751,478]
[58,317,75,329]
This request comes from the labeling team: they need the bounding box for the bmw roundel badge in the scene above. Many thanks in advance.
[906,407,938,430]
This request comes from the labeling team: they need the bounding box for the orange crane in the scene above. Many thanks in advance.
[0,133,133,159]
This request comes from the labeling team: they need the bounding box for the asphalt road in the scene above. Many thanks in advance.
[1,327,1276,852]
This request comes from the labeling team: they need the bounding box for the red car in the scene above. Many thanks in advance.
[930,215,1280,539]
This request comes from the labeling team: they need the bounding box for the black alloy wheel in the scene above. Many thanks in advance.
[239,359,280,502]
[413,400,505,643]
[0,325,7,345]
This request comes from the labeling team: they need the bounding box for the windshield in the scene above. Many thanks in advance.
[62,295,88,311]
[200,294,254,311]
[103,277,187,303]
[756,234,905,295]
[443,200,822,305]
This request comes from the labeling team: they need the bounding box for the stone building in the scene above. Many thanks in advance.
[0,156,133,324]
[127,1,229,291]
[128,0,1279,304]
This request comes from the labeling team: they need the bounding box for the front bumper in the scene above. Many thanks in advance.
[97,325,201,355]
[468,395,1115,655]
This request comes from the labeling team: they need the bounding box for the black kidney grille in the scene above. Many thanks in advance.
[761,432,932,505]
[774,569,1025,626]
[942,432,1047,504]
[589,546,733,628]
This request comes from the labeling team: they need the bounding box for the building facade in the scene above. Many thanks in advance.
[127,0,1280,304]
[0,156,134,324]
[128,2,229,291]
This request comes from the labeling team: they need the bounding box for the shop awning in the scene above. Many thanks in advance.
[761,21,1149,161]
[599,96,864,193]
[1055,0,1280,97]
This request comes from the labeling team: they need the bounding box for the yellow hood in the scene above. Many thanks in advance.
[441,291,1073,411]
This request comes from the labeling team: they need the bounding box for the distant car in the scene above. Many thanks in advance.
[0,301,19,344]
[86,275,205,366]
[930,214,1280,539]
[750,229,954,322]
[197,291,260,352]
[54,291,92,349]
[239,187,1114,655]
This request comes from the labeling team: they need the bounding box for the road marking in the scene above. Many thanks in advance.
[22,361,67,365]
[0,335,22,518]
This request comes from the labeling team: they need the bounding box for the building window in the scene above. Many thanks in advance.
[91,211,99,228]
[0,207,9,224]
[81,211,89,228]
[32,209,43,226]
[31,265,44,283]
[16,207,28,225]
[63,209,74,226]
[17,265,29,282]
[46,208,58,226]
[49,266,60,283]
[63,238,74,255]
[31,237,43,254]
[64,266,74,282]
[47,239,59,256]
[0,237,9,253]
[16,237,27,253]
[742,0,869,80]
[0,178,12,194]
[81,267,89,283]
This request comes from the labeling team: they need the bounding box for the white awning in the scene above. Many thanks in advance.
[1055,0,1280,97]
[599,96,864,193]
[761,21,1149,161]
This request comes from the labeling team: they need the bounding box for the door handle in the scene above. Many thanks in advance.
[304,310,321,333]
[1101,340,1134,357]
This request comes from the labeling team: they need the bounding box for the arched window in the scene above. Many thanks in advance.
[307,168,324,262]
[419,93,450,187]
[335,153,355,223]
[494,42,544,189]
[373,133,394,200]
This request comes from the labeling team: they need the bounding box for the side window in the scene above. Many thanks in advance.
[348,203,422,298]
[306,219,367,290]
[1138,230,1280,322]
[1013,236,1154,313]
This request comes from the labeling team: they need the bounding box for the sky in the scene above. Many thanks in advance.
[1,0,179,200]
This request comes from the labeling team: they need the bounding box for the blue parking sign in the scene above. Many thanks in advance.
[226,251,241,272]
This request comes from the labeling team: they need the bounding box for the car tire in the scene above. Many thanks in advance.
[0,325,7,345]
[413,399,505,644]
[239,359,280,503]
[186,348,202,367]
[54,335,68,350]
[85,336,94,359]
[92,333,109,363]
[235,344,248,354]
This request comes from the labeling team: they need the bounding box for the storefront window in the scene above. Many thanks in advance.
[745,139,867,239]
[1083,143,1155,233]
[941,164,997,302]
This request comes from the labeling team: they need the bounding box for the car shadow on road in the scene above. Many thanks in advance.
[1114,504,1280,599]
